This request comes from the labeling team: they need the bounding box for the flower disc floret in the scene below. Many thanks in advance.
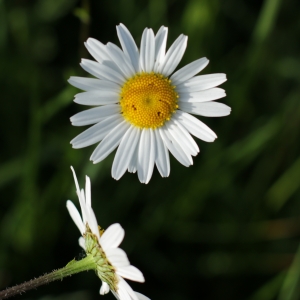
[120,73,178,128]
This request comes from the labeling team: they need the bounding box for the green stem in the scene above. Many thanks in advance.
[0,255,96,299]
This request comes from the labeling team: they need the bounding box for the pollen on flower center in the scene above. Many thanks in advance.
[120,73,179,128]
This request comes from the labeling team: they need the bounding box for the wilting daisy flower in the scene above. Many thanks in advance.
[69,24,231,183]
[67,167,149,300]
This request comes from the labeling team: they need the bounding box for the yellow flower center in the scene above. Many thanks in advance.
[120,73,178,128]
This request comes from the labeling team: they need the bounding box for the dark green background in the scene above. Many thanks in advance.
[1,0,300,299]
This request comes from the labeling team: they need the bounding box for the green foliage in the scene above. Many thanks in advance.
[0,0,299,299]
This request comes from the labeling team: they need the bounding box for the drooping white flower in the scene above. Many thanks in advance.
[69,24,231,184]
[66,167,149,300]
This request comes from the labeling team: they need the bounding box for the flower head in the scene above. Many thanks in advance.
[66,167,149,300]
[69,24,231,183]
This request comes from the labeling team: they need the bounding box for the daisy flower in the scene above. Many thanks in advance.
[66,167,149,300]
[69,24,231,183]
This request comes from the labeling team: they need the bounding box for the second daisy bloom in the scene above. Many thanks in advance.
[67,167,149,300]
[69,24,231,183]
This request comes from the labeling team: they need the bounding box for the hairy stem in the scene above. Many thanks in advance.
[0,255,96,299]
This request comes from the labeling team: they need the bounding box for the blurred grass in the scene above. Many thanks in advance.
[0,0,300,300]
[278,244,300,300]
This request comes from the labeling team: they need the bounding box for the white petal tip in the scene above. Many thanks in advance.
[99,282,110,295]
[135,292,151,300]
[116,265,145,282]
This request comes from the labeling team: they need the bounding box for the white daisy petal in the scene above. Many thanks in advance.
[106,42,136,78]
[118,277,140,300]
[85,38,112,63]
[176,73,227,93]
[79,195,89,227]
[84,40,122,74]
[87,208,101,241]
[137,129,155,184]
[128,143,138,173]
[159,126,192,166]
[68,77,120,92]
[179,87,226,102]
[165,122,196,158]
[100,223,125,251]
[111,290,121,300]
[80,59,125,85]
[78,237,86,250]
[85,39,123,73]
[180,101,231,117]
[112,126,141,180]
[145,129,156,184]
[90,121,130,164]
[154,130,170,177]
[74,90,119,106]
[71,105,120,126]
[170,57,209,85]
[78,59,105,80]
[116,282,133,300]
[175,110,217,142]
[154,26,168,72]
[70,166,81,197]
[105,247,130,268]
[71,114,123,149]
[158,34,188,76]
[66,200,85,235]
[85,175,91,209]
[117,23,140,73]
[128,166,137,173]
[115,290,129,300]
[167,119,199,156]
[135,292,151,300]
[116,266,145,283]
[100,281,110,295]
[80,188,86,204]
[70,167,88,224]
[140,28,155,73]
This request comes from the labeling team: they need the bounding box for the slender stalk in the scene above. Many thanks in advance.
[0,255,96,299]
